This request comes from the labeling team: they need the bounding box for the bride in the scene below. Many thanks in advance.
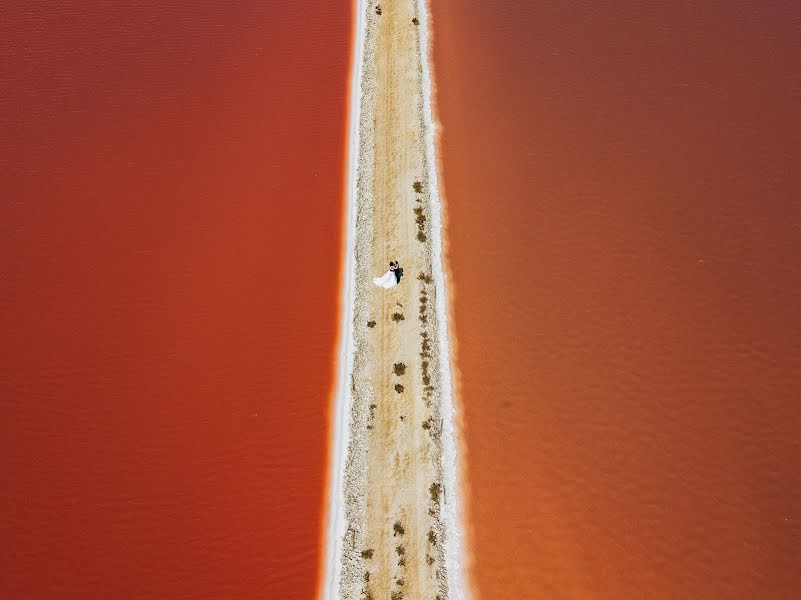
[373,261,400,288]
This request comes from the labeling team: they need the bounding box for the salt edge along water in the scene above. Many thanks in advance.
[320,0,364,597]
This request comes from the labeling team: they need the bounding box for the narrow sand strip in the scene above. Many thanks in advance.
[323,1,465,599]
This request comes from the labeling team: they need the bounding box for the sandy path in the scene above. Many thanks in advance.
[363,2,443,598]
[328,1,452,599]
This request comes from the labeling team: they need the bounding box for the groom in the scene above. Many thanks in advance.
[391,260,403,284]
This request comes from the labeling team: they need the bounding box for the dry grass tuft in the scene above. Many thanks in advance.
[361,549,374,559]
[391,312,405,322]
[393,362,407,376]
[428,529,437,545]
[429,483,441,504]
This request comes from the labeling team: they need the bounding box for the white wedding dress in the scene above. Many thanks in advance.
[373,269,398,289]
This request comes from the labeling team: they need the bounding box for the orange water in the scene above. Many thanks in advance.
[432,1,801,597]
[1,1,350,597]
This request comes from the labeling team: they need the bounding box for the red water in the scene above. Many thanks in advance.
[1,1,350,597]
[432,1,801,598]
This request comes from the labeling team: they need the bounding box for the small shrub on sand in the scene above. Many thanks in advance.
[391,312,405,322]
[398,556,406,566]
[417,272,433,284]
[396,544,405,556]
[393,362,407,376]
[394,384,404,394]
[396,578,405,587]
[416,231,427,243]
[391,592,402,600]
[361,549,374,559]
[393,521,405,536]
[412,17,419,25]
[364,571,370,582]
[426,554,435,566]
[375,5,382,15]
[429,483,441,504]
[413,181,423,193]
[428,529,437,545]
[367,320,376,328]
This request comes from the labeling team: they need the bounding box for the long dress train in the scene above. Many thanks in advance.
[373,269,398,289]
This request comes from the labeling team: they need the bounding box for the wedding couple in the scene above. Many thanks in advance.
[373,260,403,289]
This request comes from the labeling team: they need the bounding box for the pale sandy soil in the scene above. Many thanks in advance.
[336,1,452,599]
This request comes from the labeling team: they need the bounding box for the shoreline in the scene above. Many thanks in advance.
[416,1,468,597]
[321,0,366,597]
[323,1,466,599]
